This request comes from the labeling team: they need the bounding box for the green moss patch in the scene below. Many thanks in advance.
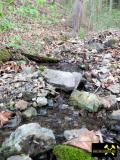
[53,145,95,160]
[39,65,47,72]
[0,49,11,62]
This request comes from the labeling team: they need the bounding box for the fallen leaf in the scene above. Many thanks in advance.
[0,111,12,127]
[100,95,117,108]
[92,78,101,87]
[65,129,100,152]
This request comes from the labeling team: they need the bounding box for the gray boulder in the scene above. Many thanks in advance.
[0,123,56,158]
[7,155,32,160]
[69,90,101,112]
[41,69,82,91]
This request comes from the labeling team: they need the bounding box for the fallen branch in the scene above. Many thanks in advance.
[22,53,60,63]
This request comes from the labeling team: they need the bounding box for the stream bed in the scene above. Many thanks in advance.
[0,60,120,160]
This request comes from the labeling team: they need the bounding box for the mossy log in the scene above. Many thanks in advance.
[22,53,60,63]
[0,47,60,64]
[0,48,11,63]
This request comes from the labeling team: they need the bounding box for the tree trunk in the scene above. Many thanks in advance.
[70,0,83,37]
[109,0,113,15]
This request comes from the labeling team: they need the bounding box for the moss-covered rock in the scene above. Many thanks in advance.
[39,65,47,72]
[53,145,95,160]
[69,90,101,112]
[0,49,11,62]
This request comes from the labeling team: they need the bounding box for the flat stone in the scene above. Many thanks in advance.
[32,71,41,78]
[15,100,28,111]
[22,66,34,75]
[22,92,36,101]
[1,123,56,158]
[107,83,120,94]
[7,155,32,160]
[101,95,117,108]
[41,69,82,91]
[64,128,88,140]
[110,110,120,120]
[115,135,120,143]
[22,107,37,118]
[69,90,101,112]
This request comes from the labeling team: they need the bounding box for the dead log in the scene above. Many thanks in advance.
[22,53,60,63]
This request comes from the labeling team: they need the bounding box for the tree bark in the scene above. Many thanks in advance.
[109,0,113,15]
[70,0,83,37]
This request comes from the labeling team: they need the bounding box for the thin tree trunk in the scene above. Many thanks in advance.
[70,0,83,37]
[88,0,94,30]
[109,0,113,15]
[99,0,102,14]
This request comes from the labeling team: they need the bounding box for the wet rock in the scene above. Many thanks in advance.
[69,90,101,112]
[0,155,5,160]
[0,123,56,158]
[37,89,49,97]
[103,53,112,59]
[22,66,35,75]
[64,128,89,140]
[41,69,82,91]
[7,155,32,160]
[32,71,41,78]
[52,48,61,55]
[22,107,37,118]
[15,100,28,111]
[60,104,69,110]
[115,135,120,143]
[17,93,23,98]
[36,154,48,160]
[107,83,120,94]
[0,103,4,108]
[111,124,120,132]
[22,92,36,102]
[47,99,54,108]
[110,110,120,120]
[88,41,104,52]
[38,109,48,116]
[36,97,47,107]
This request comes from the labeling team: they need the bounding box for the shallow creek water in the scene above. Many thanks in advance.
[0,62,120,160]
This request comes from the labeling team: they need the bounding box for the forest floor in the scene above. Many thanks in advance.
[0,1,120,160]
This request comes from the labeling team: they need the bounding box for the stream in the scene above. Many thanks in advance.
[0,60,120,160]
